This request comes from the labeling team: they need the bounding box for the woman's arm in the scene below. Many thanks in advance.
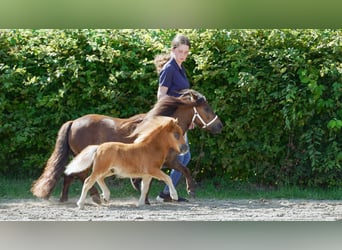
[157,85,169,100]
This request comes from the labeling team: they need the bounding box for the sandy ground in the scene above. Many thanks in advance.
[1,197,342,221]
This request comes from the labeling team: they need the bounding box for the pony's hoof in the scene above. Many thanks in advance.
[188,191,196,198]
[174,197,189,202]
[92,195,102,204]
[59,197,68,203]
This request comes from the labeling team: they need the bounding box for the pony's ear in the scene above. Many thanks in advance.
[180,92,196,104]
[196,96,206,105]
[181,93,193,102]
[188,91,206,104]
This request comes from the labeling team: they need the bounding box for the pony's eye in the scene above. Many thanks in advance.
[173,132,180,140]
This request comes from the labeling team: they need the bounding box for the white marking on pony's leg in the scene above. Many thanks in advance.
[138,177,152,206]
[77,175,97,209]
[97,177,110,203]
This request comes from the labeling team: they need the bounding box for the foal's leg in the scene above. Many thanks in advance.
[79,169,102,204]
[130,178,151,205]
[150,169,178,201]
[77,174,97,209]
[60,170,101,204]
[96,177,111,203]
[138,176,152,206]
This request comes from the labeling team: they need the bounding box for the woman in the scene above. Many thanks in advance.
[155,34,192,202]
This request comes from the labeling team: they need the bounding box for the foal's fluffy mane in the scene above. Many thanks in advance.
[131,116,176,143]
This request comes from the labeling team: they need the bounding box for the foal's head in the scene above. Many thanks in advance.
[133,116,188,154]
[162,117,188,154]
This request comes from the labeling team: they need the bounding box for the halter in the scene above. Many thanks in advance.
[191,106,218,129]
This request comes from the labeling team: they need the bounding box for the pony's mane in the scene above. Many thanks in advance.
[144,89,206,120]
[132,116,176,143]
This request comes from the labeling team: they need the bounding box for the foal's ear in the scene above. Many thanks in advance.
[167,118,178,131]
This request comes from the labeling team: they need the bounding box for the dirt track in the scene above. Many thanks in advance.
[1,197,342,221]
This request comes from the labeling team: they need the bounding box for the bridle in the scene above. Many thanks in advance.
[191,106,218,129]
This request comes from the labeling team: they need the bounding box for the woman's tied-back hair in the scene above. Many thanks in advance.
[154,53,170,74]
[171,34,191,49]
[154,34,191,74]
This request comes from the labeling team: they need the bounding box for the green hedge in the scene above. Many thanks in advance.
[1,29,341,187]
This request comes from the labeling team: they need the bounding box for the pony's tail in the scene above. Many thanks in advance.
[64,145,98,176]
[31,121,73,199]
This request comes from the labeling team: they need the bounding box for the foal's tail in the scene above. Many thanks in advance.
[31,121,73,199]
[64,145,98,176]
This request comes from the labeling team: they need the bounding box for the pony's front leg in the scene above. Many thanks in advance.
[164,155,196,198]
[138,176,152,206]
[77,175,97,209]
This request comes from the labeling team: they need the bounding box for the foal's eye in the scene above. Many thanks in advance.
[173,132,180,140]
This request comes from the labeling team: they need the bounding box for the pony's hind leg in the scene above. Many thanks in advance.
[96,177,110,203]
[60,174,74,202]
[138,176,152,206]
[77,175,97,209]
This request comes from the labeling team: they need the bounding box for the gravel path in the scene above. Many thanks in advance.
[1,198,342,221]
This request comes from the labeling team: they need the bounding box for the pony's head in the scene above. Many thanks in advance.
[145,89,223,134]
[178,89,223,134]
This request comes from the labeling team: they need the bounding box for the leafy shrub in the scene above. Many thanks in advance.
[0,29,341,188]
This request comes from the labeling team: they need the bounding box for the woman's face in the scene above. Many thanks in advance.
[172,44,190,65]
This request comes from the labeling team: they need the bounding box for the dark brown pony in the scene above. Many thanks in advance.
[64,116,187,209]
[31,89,223,203]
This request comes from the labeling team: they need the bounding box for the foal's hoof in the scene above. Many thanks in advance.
[91,195,102,205]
